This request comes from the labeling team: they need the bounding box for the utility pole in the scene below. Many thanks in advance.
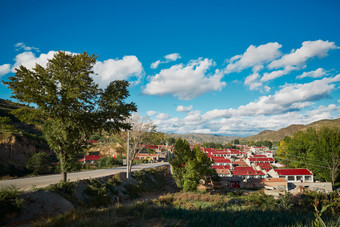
[127,129,130,180]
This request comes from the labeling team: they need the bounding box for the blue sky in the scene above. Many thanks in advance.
[1,0,340,136]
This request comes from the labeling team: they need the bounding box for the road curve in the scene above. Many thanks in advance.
[0,162,169,191]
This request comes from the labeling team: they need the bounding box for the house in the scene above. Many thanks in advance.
[212,165,231,177]
[231,167,265,179]
[136,153,159,162]
[245,157,275,166]
[245,178,288,191]
[210,156,232,167]
[79,155,104,163]
[254,162,273,172]
[268,168,314,182]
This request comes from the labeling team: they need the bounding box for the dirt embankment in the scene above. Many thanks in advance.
[2,165,177,226]
[0,135,51,170]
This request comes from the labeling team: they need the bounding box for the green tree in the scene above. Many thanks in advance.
[3,51,136,182]
[170,139,214,191]
[277,127,340,185]
[25,152,53,175]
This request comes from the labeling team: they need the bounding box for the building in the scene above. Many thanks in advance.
[268,168,314,182]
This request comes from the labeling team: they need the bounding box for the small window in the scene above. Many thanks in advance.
[305,176,312,181]
[296,176,303,181]
[287,176,295,181]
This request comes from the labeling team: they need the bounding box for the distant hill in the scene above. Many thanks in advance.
[165,133,237,144]
[242,118,340,142]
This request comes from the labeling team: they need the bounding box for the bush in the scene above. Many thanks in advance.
[0,186,24,220]
[25,152,53,175]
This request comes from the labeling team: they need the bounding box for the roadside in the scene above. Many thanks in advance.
[0,162,169,191]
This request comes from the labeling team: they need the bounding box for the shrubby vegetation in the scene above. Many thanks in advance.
[0,186,23,222]
[277,127,340,185]
[170,139,218,191]
[38,190,340,226]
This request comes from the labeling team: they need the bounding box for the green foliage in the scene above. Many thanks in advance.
[3,51,137,182]
[170,139,214,191]
[84,179,112,207]
[0,186,24,220]
[45,180,76,195]
[96,156,123,169]
[247,191,278,210]
[277,127,340,185]
[25,152,53,175]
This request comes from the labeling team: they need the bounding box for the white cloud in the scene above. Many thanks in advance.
[261,65,297,82]
[297,68,328,79]
[15,43,39,52]
[268,40,338,69]
[151,53,181,69]
[12,51,58,72]
[5,50,144,89]
[176,105,193,112]
[156,113,169,120]
[147,111,157,116]
[225,42,282,73]
[150,60,161,69]
[93,56,144,88]
[244,73,262,90]
[0,64,11,76]
[165,53,181,61]
[143,58,226,100]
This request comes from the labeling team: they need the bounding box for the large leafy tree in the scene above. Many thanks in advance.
[3,51,137,181]
[277,127,340,185]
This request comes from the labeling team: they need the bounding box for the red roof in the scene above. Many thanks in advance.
[232,170,265,176]
[212,165,231,169]
[79,155,104,162]
[251,155,267,158]
[248,157,274,162]
[211,157,232,163]
[234,166,254,171]
[274,169,313,176]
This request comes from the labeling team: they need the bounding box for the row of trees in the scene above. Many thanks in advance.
[277,127,340,186]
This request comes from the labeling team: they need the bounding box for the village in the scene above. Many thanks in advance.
[80,142,333,195]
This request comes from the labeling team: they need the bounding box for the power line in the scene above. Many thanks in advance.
[277,157,332,169]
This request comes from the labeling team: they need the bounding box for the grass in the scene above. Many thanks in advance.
[35,190,340,226]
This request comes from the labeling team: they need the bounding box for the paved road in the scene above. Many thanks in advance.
[0,162,169,191]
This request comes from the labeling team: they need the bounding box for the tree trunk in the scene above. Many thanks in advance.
[60,151,67,182]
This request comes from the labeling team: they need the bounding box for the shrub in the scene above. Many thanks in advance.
[25,152,53,175]
[0,186,24,220]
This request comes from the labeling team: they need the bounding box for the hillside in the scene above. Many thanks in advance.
[243,118,340,142]
[165,133,237,144]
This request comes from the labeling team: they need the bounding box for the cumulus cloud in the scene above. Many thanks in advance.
[261,65,297,82]
[260,40,338,82]
[176,105,193,112]
[297,68,328,79]
[15,43,40,52]
[268,40,338,69]
[147,111,157,116]
[165,53,181,61]
[0,64,11,76]
[93,56,144,87]
[3,50,144,88]
[150,53,181,69]
[143,58,226,100]
[225,42,282,73]
[156,113,169,120]
[12,51,58,72]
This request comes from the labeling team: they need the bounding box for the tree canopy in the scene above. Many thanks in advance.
[3,51,137,181]
[277,127,340,185]
[170,138,216,191]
